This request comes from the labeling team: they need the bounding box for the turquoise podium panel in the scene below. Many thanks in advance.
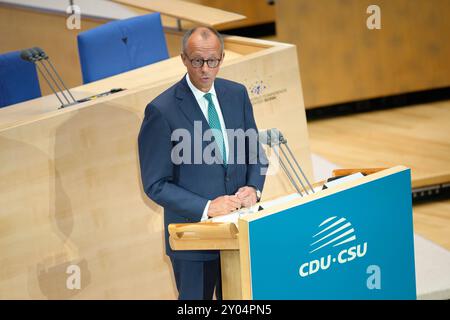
[248,169,416,299]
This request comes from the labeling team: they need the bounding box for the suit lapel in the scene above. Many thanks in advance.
[175,77,225,167]
[175,77,209,138]
[175,77,244,172]
[215,81,241,174]
[215,82,241,132]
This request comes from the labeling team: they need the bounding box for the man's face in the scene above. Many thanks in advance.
[181,32,223,93]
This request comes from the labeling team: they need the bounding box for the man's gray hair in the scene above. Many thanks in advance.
[181,27,224,54]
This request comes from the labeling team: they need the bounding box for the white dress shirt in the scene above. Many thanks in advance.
[185,73,229,221]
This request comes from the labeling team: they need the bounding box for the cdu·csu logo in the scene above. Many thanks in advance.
[299,216,368,278]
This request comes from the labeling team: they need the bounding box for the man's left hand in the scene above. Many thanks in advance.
[235,186,257,208]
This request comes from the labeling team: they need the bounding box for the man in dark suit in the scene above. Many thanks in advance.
[138,27,267,300]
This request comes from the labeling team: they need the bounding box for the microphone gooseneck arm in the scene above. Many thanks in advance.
[21,47,77,108]
[29,48,72,106]
[33,47,77,104]
[259,128,315,196]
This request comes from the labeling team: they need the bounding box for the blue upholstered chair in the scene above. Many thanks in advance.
[77,12,169,84]
[0,50,41,108]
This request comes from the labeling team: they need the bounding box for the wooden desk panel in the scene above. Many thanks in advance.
[112,0,246,27]
[276,0,450,108]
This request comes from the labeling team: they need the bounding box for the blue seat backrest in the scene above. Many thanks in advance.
[0,50,41,108]
[77,12,169,84]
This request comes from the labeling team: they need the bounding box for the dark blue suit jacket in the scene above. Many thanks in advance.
[138,76,267,261]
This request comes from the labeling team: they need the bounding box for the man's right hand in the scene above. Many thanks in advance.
[207,195,242,218]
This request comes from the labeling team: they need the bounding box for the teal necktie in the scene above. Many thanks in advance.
[204,93,227,167]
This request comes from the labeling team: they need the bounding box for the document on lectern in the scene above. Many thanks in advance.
[210,193,302,226]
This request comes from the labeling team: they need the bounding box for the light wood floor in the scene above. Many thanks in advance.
[307,100,450,185]
[413,199,450,250]
[308,100,450,250]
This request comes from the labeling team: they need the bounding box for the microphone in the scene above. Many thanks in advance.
[33,47,77,106]
[35,47,77,105]
[20,47,77,108]
[32,47,47,59]
[20,49,34,62]
[20,48,66,107]
[258,128,286,147]
[259,128,315,196]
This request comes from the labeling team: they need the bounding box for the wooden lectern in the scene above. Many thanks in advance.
[169,221,243,299]
[169,166,417,300]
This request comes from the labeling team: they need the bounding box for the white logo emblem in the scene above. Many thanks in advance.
[299,216,368,278]
[309,216,356,253]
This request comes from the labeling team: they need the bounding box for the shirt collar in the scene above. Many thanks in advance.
[186,73,216,102]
